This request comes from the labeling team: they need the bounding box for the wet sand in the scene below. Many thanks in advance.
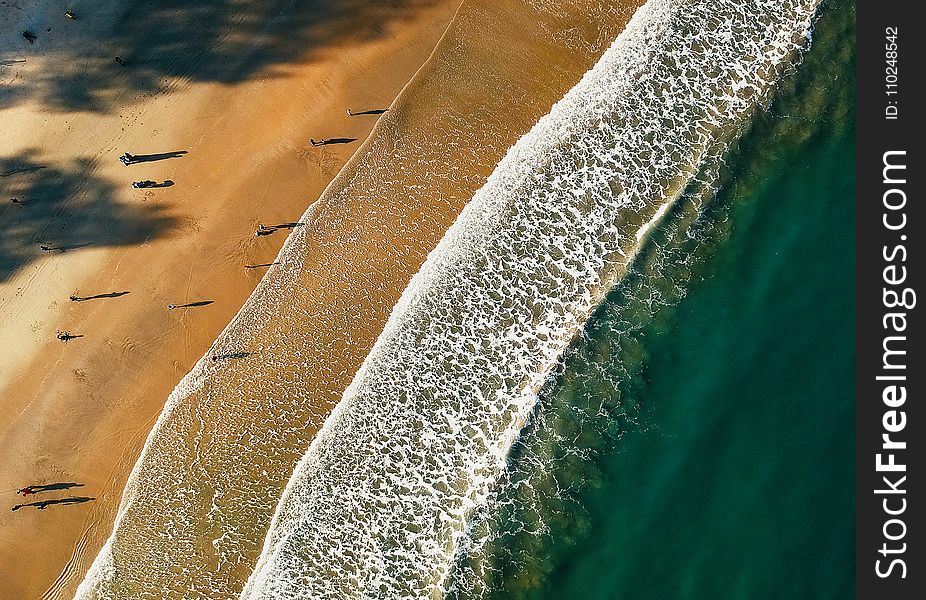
[0,0,462,596]
[1,0,647,597]
[72,1,646,598]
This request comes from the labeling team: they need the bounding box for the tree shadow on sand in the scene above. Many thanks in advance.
[1,149,179,282]
[1,0,438,113]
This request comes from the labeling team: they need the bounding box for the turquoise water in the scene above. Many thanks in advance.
[531,116,855,600]
[469,1,855,598]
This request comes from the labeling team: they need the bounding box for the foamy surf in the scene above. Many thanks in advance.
[239,1,820,598]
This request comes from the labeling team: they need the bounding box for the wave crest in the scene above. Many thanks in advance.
[240,1,820,598]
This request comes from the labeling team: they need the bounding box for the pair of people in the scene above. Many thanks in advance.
[255,224,277,236]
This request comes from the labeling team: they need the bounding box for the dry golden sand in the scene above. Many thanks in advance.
[0,0,461,596]
[1,0,644,597]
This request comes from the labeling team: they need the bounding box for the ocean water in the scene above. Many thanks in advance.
[464,1,855,598]
[240,1,822,598]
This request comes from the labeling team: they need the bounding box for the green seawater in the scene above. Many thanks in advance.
[531,100,856,599]
[456,1,856,598]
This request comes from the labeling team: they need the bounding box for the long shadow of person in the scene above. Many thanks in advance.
[124,151,188,164]
[347,108,388,116]
[18,482,85,495]
[11,497,95,511]
[309,138,357,147]
[167,300,214,309]
[69,291,130,301]
[211,351,252,362]
[255,222,305,236]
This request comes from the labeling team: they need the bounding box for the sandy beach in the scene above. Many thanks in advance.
[0,0,462,596]
[1,0,643,597]
[0,1,857,598]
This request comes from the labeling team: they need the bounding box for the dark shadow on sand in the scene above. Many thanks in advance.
[54,242,94,252]
[311,138,357,146]
[2,0,440,112]
[11,497,95,511]
[20,482,85,494]
[70,291,130,301]
[1,149,178,282]
[41,242,94,253]
[265,222,304,231]
[126,151,187,164]
[211,351,253,361]
[244,262,280,269]
[171,300,214,308]
[57,332,84,342]
[1,164,47,177]
[256,222,304,236]
[348,108,388,116]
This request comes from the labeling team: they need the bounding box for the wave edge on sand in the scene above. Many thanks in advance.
[239,0,820,598]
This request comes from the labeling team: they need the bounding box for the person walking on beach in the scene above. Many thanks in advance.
[119,152,134,165]
[12,500,51,511]
[17,486,37,496]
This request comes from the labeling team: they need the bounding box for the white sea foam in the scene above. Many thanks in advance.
[75,3,634,597]
[240,1,820,598]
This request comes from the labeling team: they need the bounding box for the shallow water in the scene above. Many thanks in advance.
[464,1,855,597]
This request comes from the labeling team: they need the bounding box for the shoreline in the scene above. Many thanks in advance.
[75,1,646,597]
[3,0,647,597]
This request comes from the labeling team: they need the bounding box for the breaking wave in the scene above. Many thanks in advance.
[239,1,821,598]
